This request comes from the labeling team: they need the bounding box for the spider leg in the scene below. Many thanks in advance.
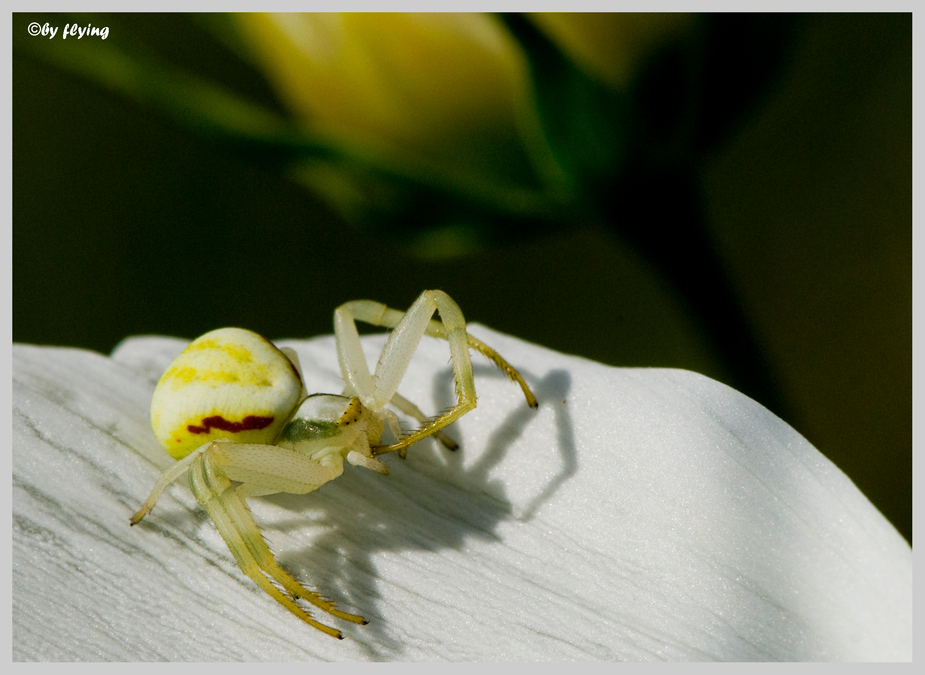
[334,304,376,406]
[465,334,538,409]
[336,291,537,457]
[336,294,537,413]
[187,443,366,638]
[337,291,475,455]
[130,443,209,525]
[389,391,458,451]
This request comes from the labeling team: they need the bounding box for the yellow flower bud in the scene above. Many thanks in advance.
[234,13,539,189]
[529,13,695,90]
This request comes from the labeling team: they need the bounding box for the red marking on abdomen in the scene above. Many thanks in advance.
[187,415,274,435]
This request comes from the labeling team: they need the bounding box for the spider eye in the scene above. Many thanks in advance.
[150,328,303,459]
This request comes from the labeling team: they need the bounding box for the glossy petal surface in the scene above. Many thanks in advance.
[12,327,911,660]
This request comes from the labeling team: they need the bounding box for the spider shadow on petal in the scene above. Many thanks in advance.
[262,361,575,656]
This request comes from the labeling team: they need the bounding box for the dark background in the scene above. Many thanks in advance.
[13,14,911,542]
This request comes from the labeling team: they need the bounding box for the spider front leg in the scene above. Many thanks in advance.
[389,392,459,451]
[335,290,537,457]
[131,439,367,638]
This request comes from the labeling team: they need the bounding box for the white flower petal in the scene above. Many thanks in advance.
[12,326,911,661]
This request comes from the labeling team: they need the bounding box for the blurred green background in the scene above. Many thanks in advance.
[13,13,910,542]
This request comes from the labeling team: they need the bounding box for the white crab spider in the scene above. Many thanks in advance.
[130,290,537,638]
